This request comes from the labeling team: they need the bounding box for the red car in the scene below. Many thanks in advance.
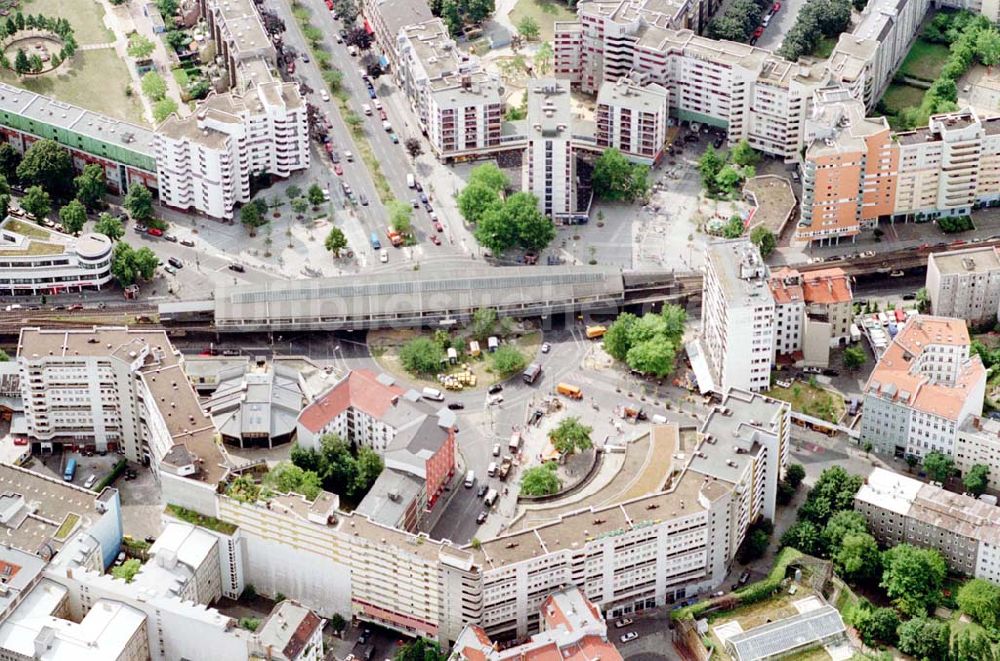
[772,1,781,11]
[12,437,27,446]
[433,221,444,232]
[333,163,343,175]
[379,109,388,121]
[753,26,764,39]
[147,227,163,237]
[430,234,441,245]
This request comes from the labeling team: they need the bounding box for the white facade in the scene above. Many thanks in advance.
[926,246,1000,326]
[525,80,575,219]
[701,240,775,393]
[0,216,113,295]
[595,78,669,164]
[956,416,1000,492]
[155,82,309,219]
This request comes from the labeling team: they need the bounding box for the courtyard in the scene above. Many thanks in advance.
[507,0,576,42]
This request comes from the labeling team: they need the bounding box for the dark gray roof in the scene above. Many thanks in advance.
[354,469,425,528]
[727,605,845,661]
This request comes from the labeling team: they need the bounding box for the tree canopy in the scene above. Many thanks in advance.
[58,199,87,234]
[74,164,107,210]
[94,212,124,241]
[17,139,73,197]
[922,451,955,483]
[263,461,322,500]
[325,227,347,255]
[881,544,947,617]
[395,638,446,661]
[956,578,1000,628]
[550,417,593,456]
[963,463,990,496]
[473,191,555,255]
[124,183,155,223]
[750,226,776,257]
[778,0,852,61]
[602,306,687,377]
[400,337,444,375]
[110,241,158,286]
[896,618,950,661]
[490,345,526,377]
[592,149,650,202]
[520,463,560,496]
[290,435,383,501]
[21,185,51,219]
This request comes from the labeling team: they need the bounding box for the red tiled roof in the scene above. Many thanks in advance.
[801,267,852,305]
[298,370,405,433]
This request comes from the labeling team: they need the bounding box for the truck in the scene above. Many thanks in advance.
[370,232,381,250]
[509,431,521,454]
[407,173,416,188]
[849,324,861,343]
[484,488,498,507]
[386,229,403,247]
[586,325,607,339]
[522,363,542,384]
[557,383,583,399]
[498,456,513,481]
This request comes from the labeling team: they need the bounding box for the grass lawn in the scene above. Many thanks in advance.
[5,218,49,239]
[24,0,115,44]
[172,68,190,88]
[880,83,926,127]
[766,381,845,423]
[0,48,146,125]
[811,37,838,59]
[508,0,577,42]
[54,512,80,539]
[899,38,951,81]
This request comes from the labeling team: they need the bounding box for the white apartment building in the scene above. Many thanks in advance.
[0,215,113,296]
[199,0,277,89]
[155,82,309,219]
[855,467,1000,581]
[525,80,576,219]
[956,415,1000,492]
[699,239,775,393]
[427,75,504,161]
[16,327,230,512]
[595,78,668,164]
[926,245,1000,326]
[362,0,434,76]
[860,315,987,458]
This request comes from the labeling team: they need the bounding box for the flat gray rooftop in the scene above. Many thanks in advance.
[931,246,1000,275]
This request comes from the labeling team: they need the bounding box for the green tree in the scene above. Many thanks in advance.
[127,34,155,59]
[405,138,423,158]
[469,163,509,192]
[729,139,760,167]
[721,215,744,238]
[400,337,445,374]
[976,27,1000,68]
[238,617,261,631]
[750,226,776,257]
[625,338,677,377]
[698,145,725,195]
[0,143,21,182]
[290,197,309,216]
[520,463,560,495]
[797,466,864,526]
[329,613,347,634]
[133,246,158,280]
[470,307,497,341]
[716,165,746,194]
[110,242,139,286]
[881,544,947,617]
[94,212,124,240]
[506,192,554,251]
[849,602,899,647]
[952,627,996,661]
[896,618,950,661]
[923,451,955,483]
[963,463,990,496]
[661,304,687,342]
[239,199,267,234]
[785,463,806,488]
[534,41,554,74]
[74,163,107,210]
[395,638,446,661]
[822,510,868,551]
[307,184,325,207]
[835,532,881,583]
[490,345,526,376]
[111,558,142,583]
[21,185,51,219]
[387,199,413,234]
[264,461,322,500]
[153,98,178,123]
[323,68,344,92]
[592,149,650,202]
[226,475,261,503]
[550,417,593,455]
[457,182,502,224]
[141,71,167,101]
[27,54,41,74]
[738,528,770,563]
[842,346,866,371]
[780,519,822,555]
[124,183,154,222]
[517,16,540,40]
[604,313,638,361]
[626,311,667,345]
[58,199,87,234]
[285,185,302,200]
[333,0,360,23]
[325,227,347,255]
[956,578,1000,628]
[13,48,27,75]
[17,139,73,197]
[353,447,383,496]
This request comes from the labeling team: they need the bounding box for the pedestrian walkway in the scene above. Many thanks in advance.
[78,42,116,51]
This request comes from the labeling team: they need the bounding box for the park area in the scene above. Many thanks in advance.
[507,0,576,42]
[766,380,845,423]
[898,38,950,81]
[0,0,144,124]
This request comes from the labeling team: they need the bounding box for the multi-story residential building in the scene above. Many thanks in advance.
[0,82,158,194]
[956,415,1000,491]
[256,600,326,661]
[525,80,577,219]
[797,90,895,245]
[699,239,775,393]
[362,0,434,75]
[16,327,231,513]
[453,587,622,661]
[198,0,277,89]
[156,81,309,219]
[926,245,1000,326]
[595,78,669,164]
[0,214,114,296]
[859,315,986,459]
[769,267,854,365]
[297,369,457,523]
[855,467,1000,582]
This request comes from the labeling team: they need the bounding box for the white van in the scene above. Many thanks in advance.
[362,104,372,115]
[83,474,97,489]
[422,387,444,401]
[487,462,497,477]
[407,173,415,189]
[484,488,498,507]
[464,471,475,487]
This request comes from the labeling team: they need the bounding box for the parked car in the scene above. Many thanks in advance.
[180,238,195,247]
[615,619,634,629]
[228,263,245,272]
[477,485,488,498]
[620,632,639,643]
[359,194,369,206]
[163,234,178,243]
[433,221,444,232]
[541,342,551,353]
[447,402,465,410]
[147,227,163,237]
[488,384,503,395]
[167,257,183,269]
[390,133,399,144]
[772,1,781,10]
[164,265,177,275]
[476,511,488,524]
[333,163,344,175]
[430,234,441,245]
[492,443,501,456]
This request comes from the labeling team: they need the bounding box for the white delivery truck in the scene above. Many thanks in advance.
[422,387,444,401]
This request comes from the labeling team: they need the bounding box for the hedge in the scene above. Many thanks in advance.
[94,459,127,492]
